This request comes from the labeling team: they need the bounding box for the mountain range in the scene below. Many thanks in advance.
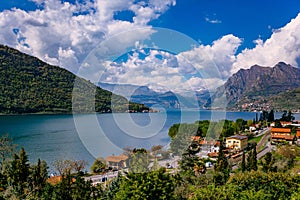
[1,44,299,113]
[209,62,300,111]
[97,82,211,109]
[0,45,148,114]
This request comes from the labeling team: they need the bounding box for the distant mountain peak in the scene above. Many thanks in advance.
[208,62,300,111]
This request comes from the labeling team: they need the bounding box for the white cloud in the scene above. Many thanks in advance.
[0,0,175,72]
[178,34,242,79]
[232,13,300,74]
[1,0,300,94]
[205,17,222,24]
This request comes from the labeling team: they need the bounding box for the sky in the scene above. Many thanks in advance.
[1,0,300,94]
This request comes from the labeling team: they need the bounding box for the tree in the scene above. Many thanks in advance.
[246,150,253,171]
[259,111,269,121]
[0,134,17,172]
[252,143,258,171]
[261,152,277,172]
[30,159,48,197]
[71,160,88,174]
[105,173,122,200]
[214,143,230,185]
[129,148,149,173]
[268,110,275,122]
[274,119,282,128]
[179,153,206,176]
[7,148,30,198]
[241,151,246,172]
[91,157,107,174]
[235,118,246,133]
[116,168,177,200]
[53,159,74,176]
[280,110,295,122]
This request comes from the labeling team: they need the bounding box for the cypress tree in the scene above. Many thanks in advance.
[241,151,246,172]
[214,142,230,184]
[251,144,258,171]
[246,150,252,171]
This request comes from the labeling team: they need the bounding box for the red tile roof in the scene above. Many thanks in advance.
[208,152,218,158]
[106,154,128,163]
[271,127,291,133]
[199,140,220,146]
[191,136,201,142]
[297,130,300,138]
[271,134,294,141]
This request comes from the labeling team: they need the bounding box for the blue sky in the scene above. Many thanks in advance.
[150,0,300,50]
[1,0,300,93]
[2,0,299,50]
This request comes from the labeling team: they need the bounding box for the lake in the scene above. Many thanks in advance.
[0,110,299,171]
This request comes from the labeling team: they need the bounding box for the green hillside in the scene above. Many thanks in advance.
[268,87,300,111]
[0,45,148,114]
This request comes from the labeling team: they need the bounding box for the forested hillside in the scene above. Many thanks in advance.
[0,45,148,114]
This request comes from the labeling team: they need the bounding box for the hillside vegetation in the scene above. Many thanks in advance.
[0,45,148,114]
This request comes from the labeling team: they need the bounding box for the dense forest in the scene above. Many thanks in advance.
[0,45,148,114]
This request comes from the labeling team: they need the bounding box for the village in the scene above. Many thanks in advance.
[83,115,300,185]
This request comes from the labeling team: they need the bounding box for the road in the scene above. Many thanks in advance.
[232,128,273,170]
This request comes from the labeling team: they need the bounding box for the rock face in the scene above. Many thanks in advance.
[209,62,300,110]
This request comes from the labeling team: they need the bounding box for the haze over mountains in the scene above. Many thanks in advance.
[98,82,211,109]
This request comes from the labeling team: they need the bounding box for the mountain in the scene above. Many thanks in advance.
[209,62,300,111]
[0,45,148,114]
[97,82,211,109]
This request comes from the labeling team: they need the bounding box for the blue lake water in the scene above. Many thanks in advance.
[0,110,298,170]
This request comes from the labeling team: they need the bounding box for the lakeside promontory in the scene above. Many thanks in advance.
[0,45,149,114]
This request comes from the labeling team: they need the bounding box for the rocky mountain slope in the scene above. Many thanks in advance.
[209,62,300,111]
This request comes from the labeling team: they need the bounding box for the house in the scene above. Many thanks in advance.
[225,135,248,151]
[191,136,201,143]
[199,139,220,153]
[249,125,257,132]
[296,129,300,145]
[105,154,128,170]
[270,121,292,127]
[271,127,294,144]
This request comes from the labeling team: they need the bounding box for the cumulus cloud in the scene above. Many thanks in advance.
[232,13,300,74]
[1,0,300,94]
[178,34,242,79]
[0,0,175,72]
[99,10,300,94]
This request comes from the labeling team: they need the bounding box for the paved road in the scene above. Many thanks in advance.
[255,127,270,138]
[232,128,273,170]
[257,142,276,160]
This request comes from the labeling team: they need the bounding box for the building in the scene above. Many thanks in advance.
[270,121,292,127]
[191,136,201,143]
[105,154,128,170]
[225,135,248,151]
[271,127,294,144]
[296,129,300,145]
[199,139,220,153]
[249,125,257,132]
